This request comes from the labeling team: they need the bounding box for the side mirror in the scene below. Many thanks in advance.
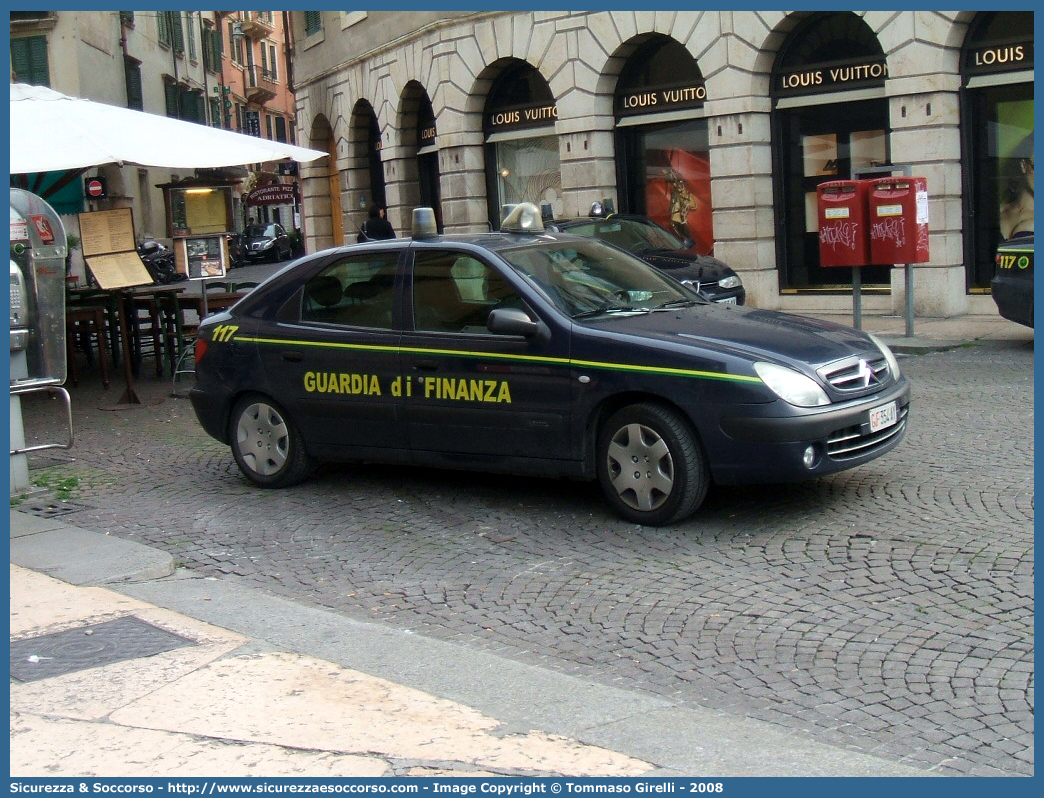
[487,307,547,340]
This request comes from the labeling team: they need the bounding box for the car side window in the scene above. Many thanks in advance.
[300,254,397,329]
[412,250,524,333]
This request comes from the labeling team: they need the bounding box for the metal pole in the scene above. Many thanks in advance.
[905,263,915,337]
[852,268,862,330]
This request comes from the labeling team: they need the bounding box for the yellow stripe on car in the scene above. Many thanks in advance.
[236,334,763,385]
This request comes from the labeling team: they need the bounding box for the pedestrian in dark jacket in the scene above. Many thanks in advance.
[360,203,395,241]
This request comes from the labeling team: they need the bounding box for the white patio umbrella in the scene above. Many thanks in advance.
[10,83,325,173]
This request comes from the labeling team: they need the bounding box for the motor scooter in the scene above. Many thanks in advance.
[136,240,186,284]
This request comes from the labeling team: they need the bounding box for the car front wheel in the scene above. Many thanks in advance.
[230,395,316,487]
[596,402,708,526]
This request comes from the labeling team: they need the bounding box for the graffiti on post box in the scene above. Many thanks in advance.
[820,221,863,253]
[870,215,908,251]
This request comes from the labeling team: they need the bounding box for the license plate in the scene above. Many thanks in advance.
[716,297,738,305]
[869,401,897,433]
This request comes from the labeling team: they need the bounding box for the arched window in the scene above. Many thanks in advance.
[961,11,1034,291]
[772,12,891,291]
[483,61,560,226]
[614,37,713,254]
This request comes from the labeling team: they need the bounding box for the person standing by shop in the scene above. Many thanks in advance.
[360,203,396,241]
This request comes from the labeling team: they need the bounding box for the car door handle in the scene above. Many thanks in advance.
[413,360,439,371]
[281,351,304,363]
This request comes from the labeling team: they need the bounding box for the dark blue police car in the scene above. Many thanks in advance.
[991,234,1033,328]
[190,203,910,526]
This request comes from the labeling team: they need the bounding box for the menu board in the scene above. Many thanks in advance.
[78,207,152,289]
[178,235,228,279]
[168,186,233,236]
[83,252,152,289]
[78,208,137,257]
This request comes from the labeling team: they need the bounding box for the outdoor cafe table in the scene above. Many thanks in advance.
[67,284,189,379]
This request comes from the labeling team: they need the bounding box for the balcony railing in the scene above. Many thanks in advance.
[245,64,278,104]
[240,12,274,39]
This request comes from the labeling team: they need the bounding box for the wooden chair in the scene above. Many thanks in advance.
[129,294,166,377]
[65,305,110,387]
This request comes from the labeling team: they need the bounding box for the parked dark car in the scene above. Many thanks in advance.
[243,222,293,263]
[544,212,745,305]
[190,203,909,526]
[991,234,1033,328]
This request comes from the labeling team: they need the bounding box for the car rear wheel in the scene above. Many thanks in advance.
[596,402,708,526]
[230,395,316,487]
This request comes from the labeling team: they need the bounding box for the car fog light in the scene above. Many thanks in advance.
[802,445,817,469]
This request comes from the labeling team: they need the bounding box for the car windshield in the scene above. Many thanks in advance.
[563,218,685,253]
[499,238,697,318]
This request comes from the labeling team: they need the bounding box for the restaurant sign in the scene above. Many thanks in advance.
[246,184,297,206]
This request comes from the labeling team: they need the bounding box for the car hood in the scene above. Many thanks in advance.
[580,303,880,369]
[634,248,731,278]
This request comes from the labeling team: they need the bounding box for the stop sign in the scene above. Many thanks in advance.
[84,177,107,198]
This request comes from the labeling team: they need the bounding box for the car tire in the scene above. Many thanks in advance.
[230,394,316,488]
[596,402,708,526]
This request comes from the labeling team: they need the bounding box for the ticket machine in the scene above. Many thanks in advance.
[10,188,73,493]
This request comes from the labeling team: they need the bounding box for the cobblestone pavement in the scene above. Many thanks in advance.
[18,338,1034,776]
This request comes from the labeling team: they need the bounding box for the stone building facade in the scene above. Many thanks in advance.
[290,10,1033,316]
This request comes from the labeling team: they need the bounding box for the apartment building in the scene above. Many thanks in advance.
[9,10,301,265]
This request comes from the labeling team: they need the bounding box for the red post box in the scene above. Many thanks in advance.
[817,181,871,268]
[868,176,929,264]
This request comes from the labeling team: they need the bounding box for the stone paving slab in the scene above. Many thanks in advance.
[9,564,652,778]
[10,314,1033,777]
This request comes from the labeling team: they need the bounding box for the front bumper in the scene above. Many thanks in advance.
[710,377,911,484]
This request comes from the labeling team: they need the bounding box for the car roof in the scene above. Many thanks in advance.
[548,214,650,227]
[313,229,601,257]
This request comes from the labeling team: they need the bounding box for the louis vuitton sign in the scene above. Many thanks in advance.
[776,58,888,97]
[487,103,558,134]
[616,82,706,116]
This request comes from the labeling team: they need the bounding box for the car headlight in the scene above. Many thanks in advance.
[260,240,273,249]
[753,362,830,407]
[717,274,742,289]
[867,333,901,379]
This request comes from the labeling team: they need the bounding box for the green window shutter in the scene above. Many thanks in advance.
[171,12,185,53]
[158,12,171,46]
[124,59,143,110]
[203,27,221,72]
[11,36,51,87]
[202,28,212,71]
[305,12,321,35]
[164,81,179,117]
[275,116,287,143]
[183,89,205,124]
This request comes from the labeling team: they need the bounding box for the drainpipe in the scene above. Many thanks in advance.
[198,11,211,126]
[167,11,181,119]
